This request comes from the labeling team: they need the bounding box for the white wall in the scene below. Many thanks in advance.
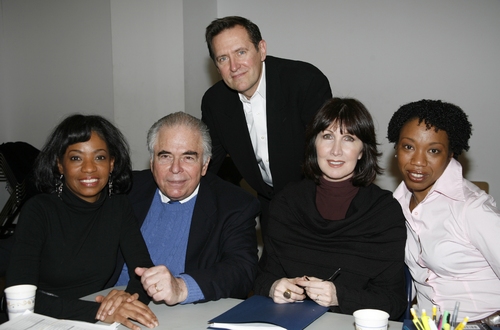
[110,0,185,169]
[0,0,114,144]
[1,0,499,202]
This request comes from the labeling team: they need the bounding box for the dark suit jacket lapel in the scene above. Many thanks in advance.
[221,85,271,197]
[265,56,287,185]
[130,170,158,228]
[185,176,217,270]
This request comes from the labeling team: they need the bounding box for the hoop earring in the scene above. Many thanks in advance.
[108,174,113,197]
[57,174,63,198]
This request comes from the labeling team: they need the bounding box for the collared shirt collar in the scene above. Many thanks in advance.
[158,184,200,204]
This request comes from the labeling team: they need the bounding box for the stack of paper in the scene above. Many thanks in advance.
[0,311,118,330]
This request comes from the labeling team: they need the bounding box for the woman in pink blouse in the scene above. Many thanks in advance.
[387,99,500,326]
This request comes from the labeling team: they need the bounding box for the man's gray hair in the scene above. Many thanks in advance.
[147,112,212,164]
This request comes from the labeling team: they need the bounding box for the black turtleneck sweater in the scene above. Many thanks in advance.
[6,186,153,323]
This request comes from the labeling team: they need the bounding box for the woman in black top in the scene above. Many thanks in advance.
[6,115,157,329]
[254,98,407,320]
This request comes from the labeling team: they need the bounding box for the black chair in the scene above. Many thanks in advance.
[0,142,40,238]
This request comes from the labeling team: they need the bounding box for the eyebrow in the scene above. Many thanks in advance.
[157,150,199,157]
[67,148,108,154]
[400,137,446,147]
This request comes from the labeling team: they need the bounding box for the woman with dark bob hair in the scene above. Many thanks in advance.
[6,115,158,329]
[388,100,500,326]
[254,98,407,320]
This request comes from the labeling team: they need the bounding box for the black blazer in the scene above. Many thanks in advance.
[121,170,260,302]
[202,55,332,200]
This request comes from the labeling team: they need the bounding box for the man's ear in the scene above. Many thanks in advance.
[259,39,267,61]
[201,157,211,176]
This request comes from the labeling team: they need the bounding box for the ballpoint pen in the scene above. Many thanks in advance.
[323,268,341,282]
[451,302,460,329]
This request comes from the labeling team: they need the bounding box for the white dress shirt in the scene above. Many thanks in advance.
[393,158,500,321]
[239,62,273,187]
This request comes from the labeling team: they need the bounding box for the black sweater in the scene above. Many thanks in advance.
[6,186,153,322]
[254,179,407,320]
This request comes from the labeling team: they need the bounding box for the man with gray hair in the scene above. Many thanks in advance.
[112,112,260,305]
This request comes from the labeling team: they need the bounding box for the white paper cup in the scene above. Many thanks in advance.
[353,309,390,330]
[4,284,37,320]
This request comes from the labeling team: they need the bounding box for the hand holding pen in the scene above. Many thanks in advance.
[297,268,341,307]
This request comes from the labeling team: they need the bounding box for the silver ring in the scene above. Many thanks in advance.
[155,283,163,292]
[283,289,292,299]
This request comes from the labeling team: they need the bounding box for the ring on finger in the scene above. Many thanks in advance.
[155,283,163,292]
[283,289,292,299]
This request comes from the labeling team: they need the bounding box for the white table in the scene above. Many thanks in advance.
[85,288,403,330]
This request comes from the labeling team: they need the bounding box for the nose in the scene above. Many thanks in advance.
[82,158,97,173]
[410,149,427,166]
[330,140,342,156]
[169,158,183,174]
[229,57,239,72]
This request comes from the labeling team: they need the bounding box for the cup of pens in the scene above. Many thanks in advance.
[410,304,469,330]
[353,309,390,330]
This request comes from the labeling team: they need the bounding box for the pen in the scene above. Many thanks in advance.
[428,317,439,330]
[432,305,437,323]
[451,302,460,329]
[441,311,449,330]
[323,268,341,282]
[413,317,426,330]
[437,315,443,330]
[411,308,425,330]
[454,316,469,330]
[422,309,431,330]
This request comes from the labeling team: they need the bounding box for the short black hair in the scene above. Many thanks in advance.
[387,99,472,159]
[304,97,382,186]
[34,114,132,194]
[205,16,262,62]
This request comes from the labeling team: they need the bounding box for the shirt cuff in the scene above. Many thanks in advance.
[177,274,204,304]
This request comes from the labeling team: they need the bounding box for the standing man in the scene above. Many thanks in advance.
[112,112,260,305]
[201,16,332,234]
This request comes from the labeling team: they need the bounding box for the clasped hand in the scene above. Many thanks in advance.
[135,265,188,305]
[95,289,158,330]
[270,276,338,307]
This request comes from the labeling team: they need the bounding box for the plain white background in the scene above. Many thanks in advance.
[1,0,499,206]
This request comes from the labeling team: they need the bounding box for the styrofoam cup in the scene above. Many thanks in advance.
[4,284,37,320]
[353,309,390,330]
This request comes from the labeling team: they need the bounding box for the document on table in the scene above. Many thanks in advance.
[208,295,329,330]
[0,311,119,330]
